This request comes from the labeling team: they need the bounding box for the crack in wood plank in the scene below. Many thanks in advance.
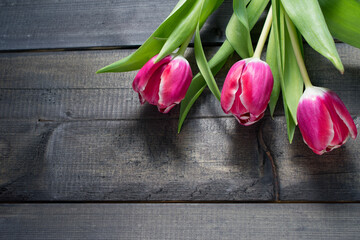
[258,122,280,202]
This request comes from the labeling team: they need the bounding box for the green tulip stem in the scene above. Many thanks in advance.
[253,6,273,59]
[284,12,313,88]
[177,32,194,57]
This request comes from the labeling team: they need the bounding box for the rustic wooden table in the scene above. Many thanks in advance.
[0,0,359,239]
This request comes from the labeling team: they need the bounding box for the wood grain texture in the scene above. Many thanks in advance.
[0,118,274,201]
[0,0,241,50]
[1,116,359,202]
[0,44,359,121]
[261,117,360,201]
[1,1,360,237]
[0,44,359,202]
[1,203,360,240]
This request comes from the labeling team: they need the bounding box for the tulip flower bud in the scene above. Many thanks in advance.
[133,54,193,113]
[297,86,357,155]
[221,58,274,126]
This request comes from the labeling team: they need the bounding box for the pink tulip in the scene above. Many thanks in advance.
[297,86,357,155]
[221,58,274,126]
[133,54,193,113]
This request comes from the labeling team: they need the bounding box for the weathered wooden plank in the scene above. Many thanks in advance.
[261,116,360,201]
[0,118,274,201]
[0,88,229,120]
[1,116,359,202]
[0,44,359,120]
[1,203,359,240]
[0,0,237,50]
[1,44,358,89]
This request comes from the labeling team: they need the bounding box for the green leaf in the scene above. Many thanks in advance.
[152,37,168,42]
[283,22,304,124]
[266,27,281,117]
[156,1,203,62]
[178,78,207,133]
[283,98,296,143]
[96,0,196,73]
[226,12,253,58]
[319,0,360,49]
[97,0,224,73]
[156,0,224,62]
[225,0,270,59]
[270,0,284,80]
[199,0,225,27]
[247,0,269,28]
[225,0,252,58]
[169,0,188,15]
[233,0,250,30]
[194,22,221,101]
[178,40,234,133]
[281,0,344,73]
[271,0,297,143]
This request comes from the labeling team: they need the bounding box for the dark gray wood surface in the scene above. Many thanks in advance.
[0,44,359,202]
[1,116,359,202]
[0,0,359,238]
[262,117,360,201]
[0,118,274,201]
[0,44,359,120]
[0,0,239,50]
[1,203,359,239]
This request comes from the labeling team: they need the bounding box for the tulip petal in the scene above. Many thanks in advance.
[221,60,246,113]
[327,91,358,139]
[140,64,167,105]
[132,55,172,93]
[297,87,357,155]
[158,103,177,114]
[297,90,334,155]
[321,91,352,147]
[240,59,274,118]
[230,80,248,124]
[234,112,265,126]
[158,56,193,111]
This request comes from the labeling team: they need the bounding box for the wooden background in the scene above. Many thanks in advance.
[0,0,359,239]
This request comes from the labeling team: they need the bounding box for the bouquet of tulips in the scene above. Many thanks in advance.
[97,0,359,155]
